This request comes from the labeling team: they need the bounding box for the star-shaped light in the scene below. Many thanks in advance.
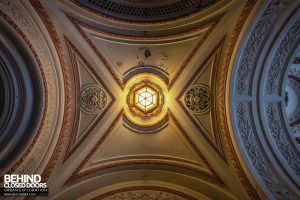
[134,86,158,112]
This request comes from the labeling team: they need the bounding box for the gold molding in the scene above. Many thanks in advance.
[217,0,261,199]
[67,14,223,92]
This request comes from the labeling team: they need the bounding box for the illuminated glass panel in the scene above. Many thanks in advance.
[134,86,158,112]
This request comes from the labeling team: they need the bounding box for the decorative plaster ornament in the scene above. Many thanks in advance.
[81,85,107,114]
[184,85,211,114]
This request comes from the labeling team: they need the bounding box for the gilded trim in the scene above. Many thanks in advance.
[66,110,123,184]
[218,0,261,199]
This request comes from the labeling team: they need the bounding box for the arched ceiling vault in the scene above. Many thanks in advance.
[0,0,299,199]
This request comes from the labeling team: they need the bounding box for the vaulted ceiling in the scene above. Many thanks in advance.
[0,0,299,200]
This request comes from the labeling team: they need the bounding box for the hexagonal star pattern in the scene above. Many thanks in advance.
[135,86,158,112]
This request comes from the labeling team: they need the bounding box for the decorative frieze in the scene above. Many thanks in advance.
[235,1,289,95]
[266,103,300,175]
[236,103,293,200]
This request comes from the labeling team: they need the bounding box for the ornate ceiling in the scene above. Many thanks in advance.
[0,0,299,199]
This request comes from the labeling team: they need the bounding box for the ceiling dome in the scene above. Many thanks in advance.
[230,2,300,199]
[74,0,215,22]
[1,0,300,199]
[0,23,44,171]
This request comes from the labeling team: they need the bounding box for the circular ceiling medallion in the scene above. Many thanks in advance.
[81,84,107,114]
[128,81,163,118]
[184,84,211,114]
[123,71,169,133]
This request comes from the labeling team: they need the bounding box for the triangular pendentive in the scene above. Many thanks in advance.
[176,37,226,161]
[64,37,115,161]
[66,111,224,186]
[68,16,221,90]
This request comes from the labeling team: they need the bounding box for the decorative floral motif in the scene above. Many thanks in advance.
[184,85,211,114]
[236,103,293,200]
[235,1,288,95]
[81,85,107,114]
[231,1,298,199]
[266,103,300,175]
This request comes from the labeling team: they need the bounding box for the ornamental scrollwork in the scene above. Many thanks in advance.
[236,103,293,200]
[230,1,299,198]
[81,85,107,114]
[184,85,211,114]
[266,103,300,175]
[235,1,289,95]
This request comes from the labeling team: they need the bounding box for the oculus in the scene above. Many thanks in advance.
[128,81,163,118]
[81,85,107,114]
[184,84,211,114]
